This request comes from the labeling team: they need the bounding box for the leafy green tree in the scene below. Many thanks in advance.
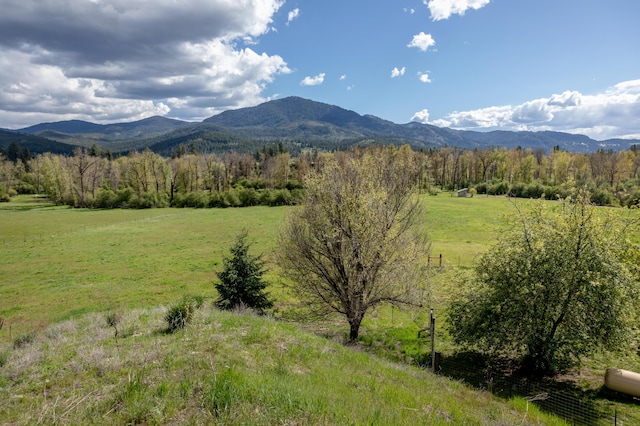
[278,146,430,342]
[448,192,640,374]
[215,231,273,312]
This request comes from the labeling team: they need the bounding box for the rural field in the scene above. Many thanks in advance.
[0,193,511,337]
[1,194,639,424]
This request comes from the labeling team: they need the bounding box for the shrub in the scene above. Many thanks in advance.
[16,183,36,195]
[590,188,615,206]
[488,181,509,196]
[94,189,119,208]
[223,190,241,207]
[13,331,36,349]
[0,349,9,367]
[524,182,545,199]
[208,192,227,208]
[164,296,202,333]
[474,183,488,195]
[238,187,259,207]
[509,182,527,198]
[269,189,293,206]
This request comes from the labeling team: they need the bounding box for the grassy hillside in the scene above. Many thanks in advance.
[0,303,563,425]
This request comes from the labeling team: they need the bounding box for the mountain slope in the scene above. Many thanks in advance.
[11,97,640,154]
[0,129,76,155]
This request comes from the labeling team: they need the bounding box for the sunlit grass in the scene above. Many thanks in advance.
[0,304,565,425]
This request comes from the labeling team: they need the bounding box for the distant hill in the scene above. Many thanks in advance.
[11,97,640,155]
[0,129,76,156]
[19,116,192,144]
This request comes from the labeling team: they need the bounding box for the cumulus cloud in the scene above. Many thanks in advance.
[287,8,300,25]
[411,109,430,123]
[340,74,347,80]
[424,0,491,21]
[391,67,406,78]
[408,32,436,52]
[418,71,432,83]
[414,80,640,140]
[0,0,289,127]
[300,73,326,86]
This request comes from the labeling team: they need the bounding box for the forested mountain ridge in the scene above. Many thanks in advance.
[3,96,639,155]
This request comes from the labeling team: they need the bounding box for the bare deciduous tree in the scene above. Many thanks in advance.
[278,146,430,342]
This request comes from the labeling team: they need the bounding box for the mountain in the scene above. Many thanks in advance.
[10,97,640,155]
[20,119,105,135]
[19,116,192,143]
[0,129,76,156]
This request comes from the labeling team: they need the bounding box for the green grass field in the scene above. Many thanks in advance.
[1,194,638,424]
[0,194,517,336]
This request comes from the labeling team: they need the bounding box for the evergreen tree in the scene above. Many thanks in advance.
[214,231,273,312]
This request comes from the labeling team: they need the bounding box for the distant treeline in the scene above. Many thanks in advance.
[2,142,640,208]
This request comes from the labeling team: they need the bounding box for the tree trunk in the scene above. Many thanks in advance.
[348,316,362,343]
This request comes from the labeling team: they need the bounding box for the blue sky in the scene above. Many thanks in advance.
[1,0,639,140]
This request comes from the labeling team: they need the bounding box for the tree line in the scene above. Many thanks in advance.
[2,142,640,208]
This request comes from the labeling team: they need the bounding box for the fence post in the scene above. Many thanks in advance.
[430,308,436,370]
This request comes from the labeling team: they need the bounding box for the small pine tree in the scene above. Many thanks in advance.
[215,231,273,313]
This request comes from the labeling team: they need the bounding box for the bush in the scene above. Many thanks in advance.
[223,190,241,207]
[488,181,510,196]
[590,188,615,206]
[526,183,545,199]
[164,296,203,333]
[509,182,527,198]
[269,189,293,206]
[0,349,9,367]
[13,331,36,349]
[16,182,36,195]
[238,187,259,207]
[474,183,488,195]
[94,189,119,208]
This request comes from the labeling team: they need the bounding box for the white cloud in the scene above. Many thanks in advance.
[418,71,432,83]
[340,74,347,80]
[408,32,436,52]
[0,0,289,127]
[300,73,326,86]
[424,0,491,21]
[411,109,430,123]
[391,67,406,78]
[417,80,640,140]
[404,8,416,14]
[287,8,300,25]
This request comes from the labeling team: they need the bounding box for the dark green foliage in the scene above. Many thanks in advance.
[590,187,616,206]
[488,181,510,195]
[0,349,9,368]
[164,296,203,333]
[214,231,273,313]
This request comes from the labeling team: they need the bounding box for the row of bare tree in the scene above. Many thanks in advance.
[1,143,640,207]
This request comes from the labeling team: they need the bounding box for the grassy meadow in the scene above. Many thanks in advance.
[0,193,516,337]
[1,194,639,424]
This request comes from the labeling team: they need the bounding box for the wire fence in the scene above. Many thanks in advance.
[433,352,640,425]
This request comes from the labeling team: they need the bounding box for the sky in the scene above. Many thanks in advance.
[1,0,639,140]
